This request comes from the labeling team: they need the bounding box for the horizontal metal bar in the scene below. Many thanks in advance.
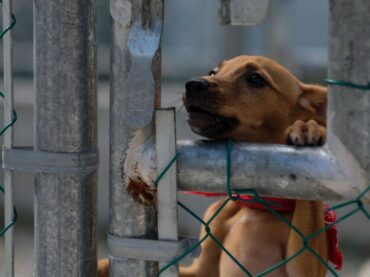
[107,234,200,262]
[131,140,369,202]
[2,147,99,173]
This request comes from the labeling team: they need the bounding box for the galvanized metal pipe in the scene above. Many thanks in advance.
[3,0,15,276]
[34,0,97,276]
[327,0,370,189]
[109,0,163,276]
[131,141,369,202]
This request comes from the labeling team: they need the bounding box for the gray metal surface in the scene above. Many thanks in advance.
[219,0,269,25]
[3,0,14,276]
[109,0,163,276]
[130,141,369,202]
[156,109,178,276]
[3,147,99,174]
[107,234,199,262]
[327,0,370,187]
[34,0,97,276]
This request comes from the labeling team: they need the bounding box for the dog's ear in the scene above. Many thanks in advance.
[298,84,327,118]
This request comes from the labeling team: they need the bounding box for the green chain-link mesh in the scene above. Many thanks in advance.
[0,1,18,238]
[155,139,369,277]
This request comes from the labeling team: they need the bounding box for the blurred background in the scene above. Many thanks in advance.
[0,0,369,276]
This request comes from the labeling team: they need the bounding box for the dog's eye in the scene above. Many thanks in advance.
[247,73,266,87]
[208,70,217,76]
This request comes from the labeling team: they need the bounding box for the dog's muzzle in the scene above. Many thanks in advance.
[184,78,239,139]
[185,78,210,100]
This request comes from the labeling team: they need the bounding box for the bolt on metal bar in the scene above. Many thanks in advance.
[2,0,14,276]
[109,0,163,276]
[34,0,97,276]
[156,109,179,276]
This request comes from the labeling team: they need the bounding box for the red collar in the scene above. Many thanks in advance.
[184,191,342,270]
[185,191,296,211]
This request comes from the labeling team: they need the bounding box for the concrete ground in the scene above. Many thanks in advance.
[0,78,369,276]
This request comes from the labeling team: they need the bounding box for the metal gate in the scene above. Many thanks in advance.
[1,0,369,276]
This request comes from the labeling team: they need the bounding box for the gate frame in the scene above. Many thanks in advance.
[108,0,369,276]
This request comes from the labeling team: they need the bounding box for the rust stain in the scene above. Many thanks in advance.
[127,176,157,207]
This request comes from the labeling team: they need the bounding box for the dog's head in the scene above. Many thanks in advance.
[184,55,327,143]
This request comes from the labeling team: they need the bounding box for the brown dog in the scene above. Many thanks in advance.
[97,55,330,276]
[180,55,328,277]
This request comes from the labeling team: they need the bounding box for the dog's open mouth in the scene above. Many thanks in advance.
[187,106,239,138]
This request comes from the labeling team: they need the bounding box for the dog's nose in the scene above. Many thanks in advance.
[185,78,210,98]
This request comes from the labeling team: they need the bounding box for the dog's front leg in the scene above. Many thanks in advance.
[285,120,328,277]
[286,200,328,277]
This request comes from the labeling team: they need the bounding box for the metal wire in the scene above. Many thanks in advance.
[326,79,370,91]
[0,93,18,238]
[0,186,17,237]
[0,0,18,238]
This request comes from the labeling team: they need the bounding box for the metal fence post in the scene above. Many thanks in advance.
[3,0,14,276]
[327,0,370,182]
[34,0,97,276]
[109,0,163,276]
[156,109,178,276]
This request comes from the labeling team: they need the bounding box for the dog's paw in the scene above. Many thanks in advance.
[285,120,326,147]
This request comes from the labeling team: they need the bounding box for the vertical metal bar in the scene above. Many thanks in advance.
[3,0,14,276]
[156,109,178,276]
[33,0,97,276]
[327,0,370,181]
[109,0,163,276]
[219,0,269,25]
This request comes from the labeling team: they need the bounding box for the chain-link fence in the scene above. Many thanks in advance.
[155,140,370,277]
